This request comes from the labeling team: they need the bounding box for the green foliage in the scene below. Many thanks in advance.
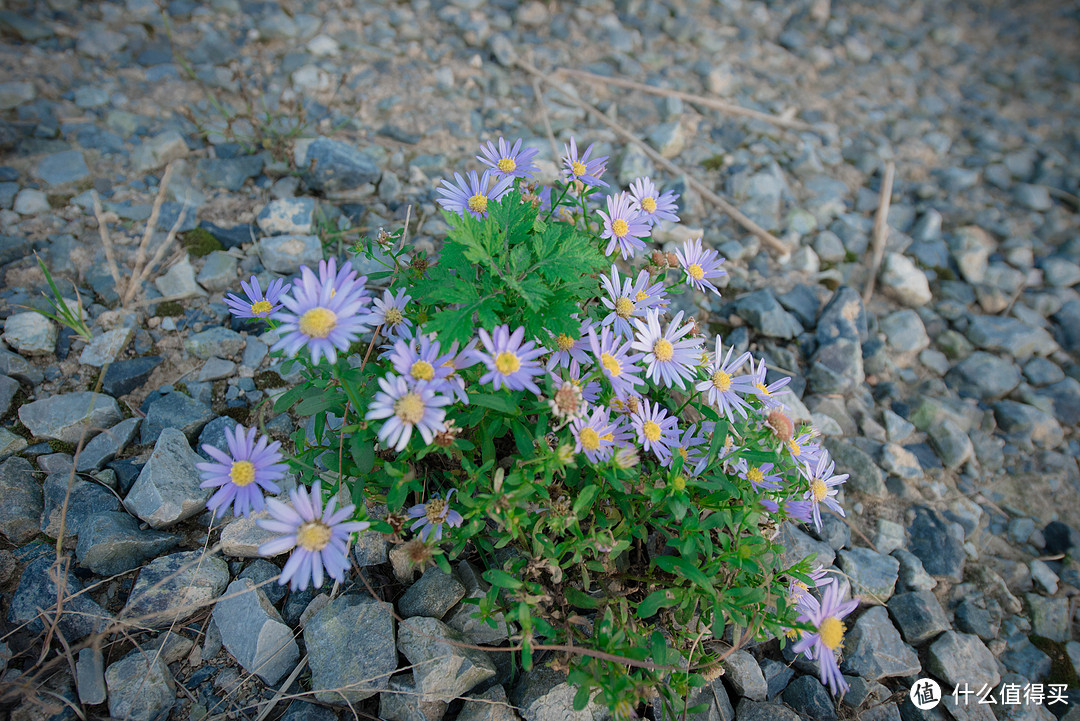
[415,190,606,346]
[26,253,93,342]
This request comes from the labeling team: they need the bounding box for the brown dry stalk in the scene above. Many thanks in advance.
[516,57,790,255]
[556,67,818,133]
[862,161,896,304]
[90,190,123,290]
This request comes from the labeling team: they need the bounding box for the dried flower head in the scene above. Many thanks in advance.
[767,408,795,442]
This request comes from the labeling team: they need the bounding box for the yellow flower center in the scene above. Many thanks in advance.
[640,196,657,213]
[250,299,273,316]
[571,161,587,177]
[785,627,801,641]
[653,338,674,362]
[818,616,846,651]
[755,382,770,396]
[410,360,435,381]
[296,521,332,551]
[635,290,649,301]
[394,393,425,424]
[671,475,686,492]
[495,351,521,374]
[601,432,614,441]
[642,420,662,442]
[746,467,764,485]
[678,446,688,460]
[298,307,338,339]
[230,460,256,487]
[611,218,629,237]
[600,352,622,377]
[688,263,705,280]
[555,333,576,351]
[614,297,635,318]
[497,157,516,173]
[810,478,828,502]
[711,370,731,391]
[468,194,488,214]
[425,498,447,524]
[579,427,600,451]
[383,307,404,327]
[787,440,801,456]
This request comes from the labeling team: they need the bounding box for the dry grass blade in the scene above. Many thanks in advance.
[122,162,178,307]
[556,67,819,133]
[862,161,896,304]
[517,57,790,255]
[90,190,123,289]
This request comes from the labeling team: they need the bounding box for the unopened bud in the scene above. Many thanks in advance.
[666,252,680,267]
[651,250,667,267]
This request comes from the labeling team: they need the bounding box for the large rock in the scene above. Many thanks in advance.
[398,616,497,703]
[104,648,175,721]
[887,591,950,646]
[946,351,1021,399]
[733,699,801,721]
[139,391,215,444]
[214,578,300,684]
[75,511,180,576]
[133,129,189,173]
[0,457,43,542]
[257,234,323,274]
[511,666,611,721]
[124,427,211,528]
[101,356,163,397]
[722,648,768,701]
[9,555,111,641]
[782,675,837,721]
[907,507,965,581]
[79,327,133,367]
[300,137,380,193]
[823,438,885,496]
[965,316,1057,362]
[1026,594,1070,642]
[379,673,450,721]
[220,511,279,557]
[841,606,921,681]
[120,550,229,628]
[40,471,120,539]
[35,150,90,186]
[927,632,1000,689]
[18,391,121,444]
[76,417,140,472]
[305,594,397,704]
[837,548,899,604]
[734,290,804,339]
[398,566,466,620]
[2,311,56,355]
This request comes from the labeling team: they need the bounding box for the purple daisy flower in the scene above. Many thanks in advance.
[441,339,478,405]
[257,481,370,592]
[366,374,452,453]
[570,405,622,464]
[662,424,709,474]
[802,450,848,532]
[388,333,455,391]
[782,499,816,524]
[599,192,651,260]
[477,137,539,179]
[550,360,601,405]
[197,425,287,518]
[562,137,608,188]
[630,399,679,463]
[599,265,667,339]
[747,357,792,409]
[630,309,702,390]
[474,325,547,395]
[788,564,830,607]
[407,489,464,542]
[792,579,860,695]
[436,170,514,219]
[735,458,783,491]
[695,334,755,421]
[546,317,594,370]
[675,236,727,296]
[786,430,824,472]
[588,325,646,400]
[224,275,291,319]
[271,259,372,366]
[368,288,413,340]
[628,176,680,226]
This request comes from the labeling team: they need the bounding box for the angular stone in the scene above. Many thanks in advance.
[105,648,175,721]
[0,427,27,461]
[220,511,278,558]
[301,137,380,193]
[398,616,496,703]
[837,548,899,604]
[140,391,215,445]
[511,666,610,721]
[155,256,206,298]
[353,528,390,567]
[398,566,466,620]
[0,80,35,109]
[0,374,17,416]
[994,400,1064,449]
[880,310,930,353]
[280,701,339,721]
[214,578,300,685]
[965,316,1057,362]
[841,606,921,680]
[1025,594,1069,643]
[101,356,163,397]
[79,327,133,367]
[379,673,449,721]
[75,511,179,576]
[121,550,229,628]
[782,675,837,721]
[185,326,246,359]
[76,647,106,705]
[887,591,950,646]
[0,346,44,383]
[196,414,239,460]
[808,337,864,395]
[879,443,922,482]
[927,419,973,470]
[198,357,236,381]
[457,684,521,721]
[823,438,885,496]
[40,471,120,539]
[734,290,804,339]
[817,286,868,344]
[2,311,56,355]
[258,234,323,274]
[949,226,993,284]
[1037,377,1080,426]
[880,252,931,306]
[134,129,189,173]
[124,427,212,528]
[306,594,397,704]
[927,632,1000,689]
[257,197,317,235]
[0,457,43,543]
[946,351,1022,399]
[722,648,767,701]
[9,555,111,641]
[908,507,965,581]
[196,250,237,292]
[196,156,265,191]
[14,188,49,214]
[733,699,802,721]
[780,522,835,569]
[35,150,90,186]
[76,417,140,472]
[18,391,121,444]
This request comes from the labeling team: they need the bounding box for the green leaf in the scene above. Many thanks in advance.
[349,435,375,475]
[470,393,520,415]
[273,384,306,414]
[435,554,452,575]
[637,589,678,618]
[572,485,600,517]
[483,569,523,589]
[564,587,600,609]
[654,555,714,590]
[488,189,535,247]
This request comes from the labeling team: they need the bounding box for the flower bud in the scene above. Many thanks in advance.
[766,408,795,442]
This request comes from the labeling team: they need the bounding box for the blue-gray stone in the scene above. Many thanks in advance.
[946,351,1021,399]
[1025,594,1069,642]
[398,567,466,620]
[823,438,885,496]
[775,284,819,328]
[965,315,1057,362]
[782,675,837,721]
[213,578,299,685]
[101,356,162,397]
[1014,183,1052,211]
[886,591,950,646]
[76,417,140,472]
[75,511,180,576]
[302,137,380,193]
[761,657,794,699]
[35,150,90,186]
[927,419,973,470]
[121,550,229,627]
[954,597,1000,640]
[124,428,211,529]
[196,415,239,461]
[1022,358,1064,387]
[104,648,174,721]
[1001,635,1052,681]
[0,456,43,543]
[838,548,899,604]
[841,606,921,681]
[40,471,120,539]
[927,632,1000,689]
[907,507,965,581]
[280,701,338,721]
[305,594,398,703]
[18,391,122,444]
[196,155,264,191]
[993,400,1064,449]
[238,558,287,605]
[140,391,215,445]
[733,699,802,721]
[257,234,323,274]
[9,555,111,641]
[257,197,316,235]
[200,221,253,250]
[734,290,804,339]
[184,326,245,359]
[721,648,767,701]
[1043,521,1080,555]
[1035,377,1080,426]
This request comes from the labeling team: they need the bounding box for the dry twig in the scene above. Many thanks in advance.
[862,161,896,304]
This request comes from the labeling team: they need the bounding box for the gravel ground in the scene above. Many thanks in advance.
[0,0,1079,719]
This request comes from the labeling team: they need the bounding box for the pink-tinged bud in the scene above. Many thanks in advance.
[767,408,794,442]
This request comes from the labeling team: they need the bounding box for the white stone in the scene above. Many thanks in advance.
[2,311,56,355]
[13,188,49,215]
[79,327,133,367]
[880,252,932,306]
